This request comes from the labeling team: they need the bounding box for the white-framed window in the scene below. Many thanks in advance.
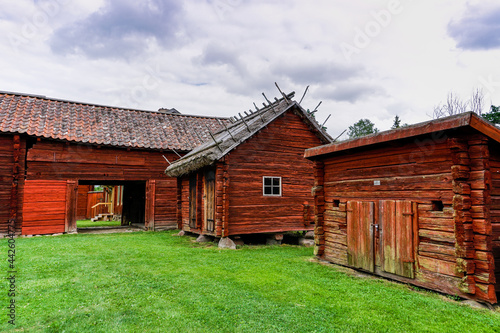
[263,176,281,196]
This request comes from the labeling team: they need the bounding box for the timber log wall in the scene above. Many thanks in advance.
[313,132,499,303]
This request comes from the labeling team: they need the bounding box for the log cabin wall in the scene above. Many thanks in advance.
[490,140,500,296]
[24,139,180,231]
[0,134,26,234]
[465,135,495,301]
[0,134,15,233]
[224,110,321,236]
[0,134,24,234]
[313,131,499,303]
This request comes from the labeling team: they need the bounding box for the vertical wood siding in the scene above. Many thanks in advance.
[347,201,374,272]
[76,185,91,219]
[22,180,67,235]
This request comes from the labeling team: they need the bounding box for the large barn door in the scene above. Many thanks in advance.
[379,200,415,278]
[204,168,216,232]
[22,180,68,235]
[347,201,375,272]
[189,174,197,229]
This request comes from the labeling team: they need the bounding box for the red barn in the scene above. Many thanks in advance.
[166,93,332,239]
[305,112,500,304]
[0,91,225,235]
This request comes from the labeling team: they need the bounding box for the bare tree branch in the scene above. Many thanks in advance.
[433,89,485,119]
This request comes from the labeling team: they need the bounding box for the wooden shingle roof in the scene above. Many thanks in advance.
[0,91,227,151]
[166,92,333,177]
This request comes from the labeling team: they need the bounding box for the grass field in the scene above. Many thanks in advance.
[76,219,122,228]
[1,231,499,332]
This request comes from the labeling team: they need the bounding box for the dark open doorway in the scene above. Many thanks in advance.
[77,180,146,230]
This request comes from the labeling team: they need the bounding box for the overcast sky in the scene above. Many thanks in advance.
[1,0,500,138]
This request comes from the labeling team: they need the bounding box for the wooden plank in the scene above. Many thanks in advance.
[418,256,460,277]
[419,229,455,243]
[381,200,396,275]
[347,201,374,272]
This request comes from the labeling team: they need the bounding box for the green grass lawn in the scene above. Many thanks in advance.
[1,231,499,332]
[76,219,122,228]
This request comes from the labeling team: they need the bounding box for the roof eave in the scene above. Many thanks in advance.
[305,112,481,159]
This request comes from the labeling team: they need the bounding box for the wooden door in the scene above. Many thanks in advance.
[347,201,375,272]
[22,180,68,235]
[189,174,197,228]
[204,169,215,232]
[379,200,414,278]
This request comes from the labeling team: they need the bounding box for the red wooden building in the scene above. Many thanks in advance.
[305,112,500,304]
[166,93,332,238]
[0,91,225,235]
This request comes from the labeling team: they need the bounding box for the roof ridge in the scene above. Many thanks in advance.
[0,90,227,120]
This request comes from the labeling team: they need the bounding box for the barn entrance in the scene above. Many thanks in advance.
[77,180,147,230]
[346,200,415,279]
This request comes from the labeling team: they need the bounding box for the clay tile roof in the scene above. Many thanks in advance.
[166,92,333,177]
[0,91,227,151]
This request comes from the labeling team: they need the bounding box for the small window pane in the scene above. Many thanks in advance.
[263,177,281,196]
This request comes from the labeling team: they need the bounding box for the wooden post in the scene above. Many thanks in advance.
[215,162,224,237]
[196,173,203,230]
[65,181,78,233]
[313,161,325,256]
[176,178,182,230]
[145,180,156,231]
[222,159,230,237]
[9,135,21,234]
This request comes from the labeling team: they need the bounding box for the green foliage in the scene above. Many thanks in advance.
[391,115,409,130]
[1,231,498,332]
[482,105,500,124]
[391,115,402,129]
[347,118,379,139]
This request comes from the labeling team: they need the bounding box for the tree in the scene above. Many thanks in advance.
[391,115,408,129]
[391,115,401,129]
[482,105,500,125]
[347,119,379,139]
[433,88,484,119]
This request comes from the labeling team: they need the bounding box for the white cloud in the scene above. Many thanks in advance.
[0,0,499,139]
